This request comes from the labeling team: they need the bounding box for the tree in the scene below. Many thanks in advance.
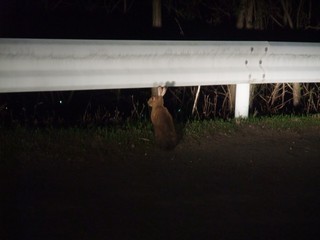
[279,0,302,107]
[153,0,162,28]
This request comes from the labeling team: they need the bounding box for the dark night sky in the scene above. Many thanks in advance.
[1,0,319,41]
[0,0,158,39]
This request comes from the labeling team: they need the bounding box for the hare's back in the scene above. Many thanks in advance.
[152,107,173,126]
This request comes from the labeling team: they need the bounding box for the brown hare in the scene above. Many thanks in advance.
[148,87,177,150]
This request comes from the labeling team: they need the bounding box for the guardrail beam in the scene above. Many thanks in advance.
[1,39,320,118]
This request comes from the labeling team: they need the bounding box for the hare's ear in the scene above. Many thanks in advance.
[158,86,167,97]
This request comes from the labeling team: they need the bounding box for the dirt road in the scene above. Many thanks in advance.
[2,125,320,239]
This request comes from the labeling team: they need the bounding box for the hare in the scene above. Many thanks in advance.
[148,87,177,150]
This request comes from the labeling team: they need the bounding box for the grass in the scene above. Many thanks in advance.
[0,122,155,166]
[1,115,319,164]
[237,114,320,130]
[183,119,236,138]
[183,114,319,139]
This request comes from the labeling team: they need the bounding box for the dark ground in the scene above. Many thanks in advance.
[1,124,320,240]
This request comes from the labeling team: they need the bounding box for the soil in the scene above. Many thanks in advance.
[2,125,320,240]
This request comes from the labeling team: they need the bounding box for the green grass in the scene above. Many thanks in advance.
[184,115,319,137]
[0,122,155,165]
[183,119,236,137]
[237,115,320,130]
[1,115,319,164]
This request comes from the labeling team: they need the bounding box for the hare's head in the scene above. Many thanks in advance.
[148,87,167,108]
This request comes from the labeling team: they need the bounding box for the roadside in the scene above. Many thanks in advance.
[1,118,320,239]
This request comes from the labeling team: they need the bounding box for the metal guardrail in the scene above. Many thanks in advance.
[1,38,320,117]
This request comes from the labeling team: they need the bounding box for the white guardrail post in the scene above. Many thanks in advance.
[235,83,250,118]
[1,39,320,118]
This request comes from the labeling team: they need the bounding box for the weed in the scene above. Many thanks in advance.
[1,116,318,164]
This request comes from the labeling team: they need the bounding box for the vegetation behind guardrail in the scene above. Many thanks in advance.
[1,83,319,127]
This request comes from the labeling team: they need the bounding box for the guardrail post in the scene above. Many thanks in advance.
[235,83,250,118]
